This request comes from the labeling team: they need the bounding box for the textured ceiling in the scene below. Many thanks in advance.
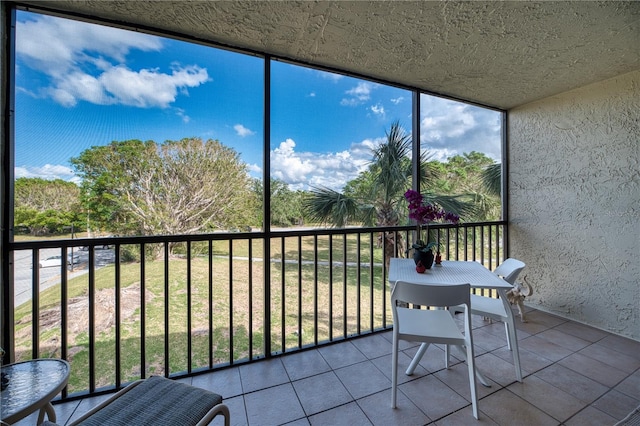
[19,1,640,110]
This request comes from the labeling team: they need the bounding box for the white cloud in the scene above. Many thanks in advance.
[16,14,209,108]
[341,82,377,106]
[234,124,256,137]
[175,108,190,123]
[17,15,161,76]
[247,163,262,174]
[270,138,375,191]
[15,164,79,183]
[391,96,405,105]
[370,103,385,117]
[419,96,502,161]
[317,70,343,82]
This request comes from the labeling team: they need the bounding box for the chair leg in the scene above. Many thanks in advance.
[506,317,523,382]
[391,334,398,408]
[498,290,523,382]
[465,344,479,420]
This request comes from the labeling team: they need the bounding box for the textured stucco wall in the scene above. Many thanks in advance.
[509,70,639,340]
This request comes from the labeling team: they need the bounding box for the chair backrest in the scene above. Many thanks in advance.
[391,281,470,309]
[494,258,526,284]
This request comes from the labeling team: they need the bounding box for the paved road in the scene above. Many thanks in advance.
[12,247,115,307]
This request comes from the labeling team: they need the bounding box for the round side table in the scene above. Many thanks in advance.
[1,358,70,425]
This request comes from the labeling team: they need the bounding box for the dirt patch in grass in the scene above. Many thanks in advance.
[17,283,153,348]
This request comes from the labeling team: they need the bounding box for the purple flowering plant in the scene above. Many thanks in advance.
[404,189,460,253]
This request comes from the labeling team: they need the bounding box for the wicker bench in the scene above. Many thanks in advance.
[44,376,229,426]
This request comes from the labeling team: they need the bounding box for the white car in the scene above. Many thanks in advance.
[38,255,64,268]
[37,254,78,268]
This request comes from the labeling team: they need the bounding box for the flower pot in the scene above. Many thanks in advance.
[413,250,434,269]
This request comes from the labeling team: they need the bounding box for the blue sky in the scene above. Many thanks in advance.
[14,10,502,191]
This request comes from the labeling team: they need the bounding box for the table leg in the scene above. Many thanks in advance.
[405,343,429,375]
[448,345,491,387]
[37,403,57,425]
[407,343,492,387]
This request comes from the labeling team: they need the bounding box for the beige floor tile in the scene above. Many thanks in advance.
[434,362,500,401]
[193,367,243,398]
[591,389,640,421]
[524,310,567,328]
[578,341,640,373]
[243,383,306,425]
[558,351,629,388]
[372,350,430,385]
[436,406,499,425]
[535,328,591,352]
[399,374,470,420]
[564,405,617,426]
[317,341,367,370]
[598,334,640,360]
[208,395,247,426]
[518,334,574,362]
[507,375,586,422]
[292,371,352,416]
[66,393,113,424]
[282,418,311,426]
[350,333,393,359]
[471,327,510,352]
[615,369,640,399]
[280,349,331,381]
[307,401,373,426]
[47,399,81,426]
[474,352,520,387]
[553,321,610,343]
[491,345,552,377]
[402,343,462,374]
[478,388,558,426]
[238,357,288,393]
[533,363,609,404]
[357,389,430,426]
[334,360,391,400]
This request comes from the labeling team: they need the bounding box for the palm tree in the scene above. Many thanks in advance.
[482,162,502,197]
[304,121,474,267]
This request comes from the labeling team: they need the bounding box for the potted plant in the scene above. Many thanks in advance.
[404,189,459,269]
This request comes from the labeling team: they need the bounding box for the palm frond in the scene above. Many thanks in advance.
[482,163,502,196]
[420,192,479,220]
[304,186,361,228]
[371,121,412,203]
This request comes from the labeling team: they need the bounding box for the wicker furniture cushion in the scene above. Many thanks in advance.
[75,376,223,426]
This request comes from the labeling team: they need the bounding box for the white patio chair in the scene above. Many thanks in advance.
[454,258,526,382]
[493,258,526,347]
[391,281,479,419]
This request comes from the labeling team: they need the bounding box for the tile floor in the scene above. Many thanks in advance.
[14,307,640,426]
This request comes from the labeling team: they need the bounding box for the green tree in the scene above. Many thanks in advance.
[304,121,474,266]
[14,177,83,235]
[15,177,80,211]
[71,137,253,247]
[251,178,306,228]
[435,152,501,221]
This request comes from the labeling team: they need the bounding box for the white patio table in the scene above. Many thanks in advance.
[388,258,521,385]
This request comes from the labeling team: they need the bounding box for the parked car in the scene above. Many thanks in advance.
[38,255,64,268]
[35,254,79,268]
